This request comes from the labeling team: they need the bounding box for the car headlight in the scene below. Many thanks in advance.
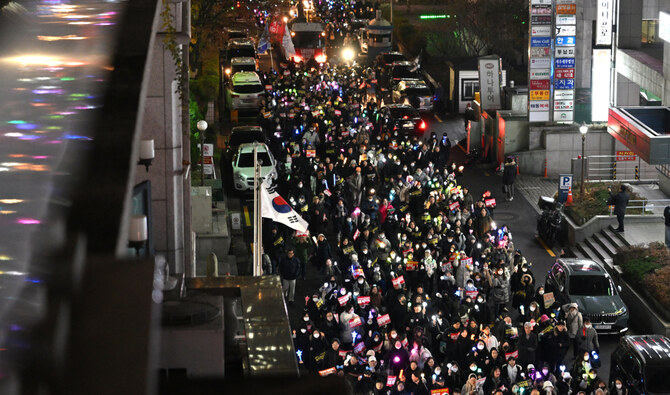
[236,173,245,180]
[616,306,627,315]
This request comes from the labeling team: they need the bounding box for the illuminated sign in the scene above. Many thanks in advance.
[554,90,574,100]
[616,151,636,161]
[556,25,576,36]
[554,110,574,122]
[530,57,552,68]
[530,80,551,90]
[530,90,550,100]
[555,79,575,89]
[555,68,575,79]
[419,14,449,19]
[596,0,613,45]
[532,15,552,25]
[556,36,576,46]
[530,69,551,79]
[592,49,611,122]
[531,37,552,47]
[530,47,551,57]
[555,58,575,68]
[556,4,576,14]
[554,100,574,111]
[530,101,550,111]
[555,47,576,57]
[556,15,576,25]
[478,56,502,110]
[531,5,552,14]
[660,12,670,42]
[532,26,551,36]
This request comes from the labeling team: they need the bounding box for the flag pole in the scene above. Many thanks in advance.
[253,142,262,276]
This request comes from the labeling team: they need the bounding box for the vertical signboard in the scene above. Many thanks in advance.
[596,0,613,45]
[660,12,670,42]
[528,0,553,122]
[478,56,502,111]
[553,0,576,124]
[591,49,611,122]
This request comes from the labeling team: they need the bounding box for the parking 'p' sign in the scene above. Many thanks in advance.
[557,174,573,203]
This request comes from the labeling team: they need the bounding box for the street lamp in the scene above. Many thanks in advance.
[197,120,208,187]
[579,122,588,195]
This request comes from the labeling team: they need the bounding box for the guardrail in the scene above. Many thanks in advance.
[607,199,670,216]
[588,155,658,182]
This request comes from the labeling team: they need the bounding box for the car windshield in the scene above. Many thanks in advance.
[228,47,256,59]
[232,64,255,74]
[569,275,614,296]
[392,67,418,79]
[292,32,324,48]
[646,366,670,392]
[384,54,404,64]
[237,152,272,168]
[229,132,265,147]
[233,84,263,94]
[405,87,431,97]
[389,107,418,119]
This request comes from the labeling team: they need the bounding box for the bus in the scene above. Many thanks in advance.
[288,22,326,64]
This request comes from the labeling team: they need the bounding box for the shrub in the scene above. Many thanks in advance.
[615,242,670,312]
[564,182,646,225]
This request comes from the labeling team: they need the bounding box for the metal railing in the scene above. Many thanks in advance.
[607,199,670,216]
[588,155,658,182]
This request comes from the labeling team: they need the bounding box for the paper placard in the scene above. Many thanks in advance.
[319,367,337,376]
[377,313,391,327]
[338,294,351,306]
[449,201,460,210]
[354,341,366,353]
[357,296,370,306]
[387,376,397,386]
[392,276,405,287]
[485,198,496,207]
[505,350,519,359]
[405,261,418,271]
[306,149,316,158]
[461,257,473,266]
[349,316,362,328]
[543,292,555,308]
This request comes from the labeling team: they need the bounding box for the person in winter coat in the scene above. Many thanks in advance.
[483,367,508,395]
[320,310,341,342]
[308,329,329,372]
[607,185,629,232]
[545,321,570,372]
[563,303,583,353]
[340,304,360,349]
[348,167,365,207]
[517,322,538,368]
[575,318,600,355]
[502,357,523,385]
[474,208,494,238]
[279,249,302,304]
[491,268,510,318]
[502,156,517,201]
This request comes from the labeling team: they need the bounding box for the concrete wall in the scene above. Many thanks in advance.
[577,0,595,89]
[664,1,670,105]
[615,72,641,106]
[642,0,661,20]
[618,0,643,49]
[137,1,190,274]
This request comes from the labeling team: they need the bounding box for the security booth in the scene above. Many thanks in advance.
[444,57,508,114]
[366,10,392,63]
[608,106,670,193]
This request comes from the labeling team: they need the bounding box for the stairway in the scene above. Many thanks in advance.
[566,225,630,268]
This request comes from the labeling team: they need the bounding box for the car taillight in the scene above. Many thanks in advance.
[292,55,302,63]
[419,120,426,130]
[315,54,327,63]
[403,115,409,119]
[232,94,240,98]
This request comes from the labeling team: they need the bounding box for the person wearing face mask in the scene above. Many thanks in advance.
[517,322,538,368]
[570,351,593,389]
[563,302,583,354]
[308,329,328,372]
[512,270,534,312]
[609,377,628,395]
[534,363,557,388]
[491,267,510,319]
[384,340,410,376]
[479,325,499,352]
[575,318,599,362]
[294,324,312,368]
[467,339,490,371]
[320,310,341,342]
[502,356,522,385]
[340,303,360,350]
[445,361,465,392]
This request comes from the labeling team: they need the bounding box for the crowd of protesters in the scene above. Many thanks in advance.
[256,4,612,395]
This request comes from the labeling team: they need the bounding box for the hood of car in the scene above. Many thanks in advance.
[572,295,625,314]
[234,164,274,178]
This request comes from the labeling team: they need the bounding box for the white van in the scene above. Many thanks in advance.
[225,72,264,110]
[225,57,258,77]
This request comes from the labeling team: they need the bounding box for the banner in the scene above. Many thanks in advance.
[319,367,336,376]
[477,56,502,110]
[261,182,309,232]
[357,296,370,306]
[431,388,450,395]
[349,316,362,328]
[387,376,397,386]
[391,276,405,287]
[505,350,519,359]
[377,314,391,326]
[543,292,555,308]
[338,293,350,306]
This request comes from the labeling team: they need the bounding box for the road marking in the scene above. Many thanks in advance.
[536,235,556,257]
[433,114,443,123]
[243,206,251,227]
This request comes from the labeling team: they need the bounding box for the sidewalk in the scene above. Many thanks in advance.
[515,174,558,214]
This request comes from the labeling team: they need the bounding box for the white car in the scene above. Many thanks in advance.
[232,142,278,192]
[226,71,264,110]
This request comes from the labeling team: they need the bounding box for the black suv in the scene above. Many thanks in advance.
[545,258,629,334]
[379,104,426,136]
[610,335,670,394]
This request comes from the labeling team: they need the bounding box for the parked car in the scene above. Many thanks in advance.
[379,104,426,136]
[223,27,247,42]
[225,38,256,68]
[545,258,629,334]
[225,57,258,78]
[232,142,278,192]
[380,51,406,67]
[610,335,670,395]
[391,79,433,112]
[389,60,421,85]
[225,71,264,110]
[225,126,267,160]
